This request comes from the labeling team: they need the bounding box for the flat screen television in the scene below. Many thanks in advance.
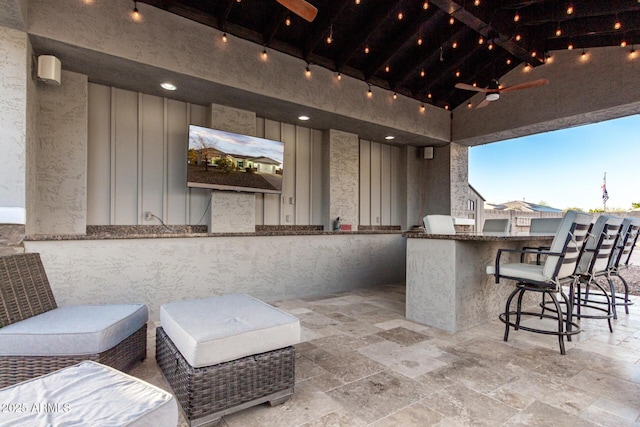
[187,124,284,194]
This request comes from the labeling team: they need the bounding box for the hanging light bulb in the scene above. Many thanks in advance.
[131,1,142,22]
[478,36,484,44]
[556,27,562,37]
[326,25,333,44]
[455,70,461,77]
[420,69,425,77]
[515,34,522,42]
[452,41,458,49]
[531,51,537,57]
[393,92,397,100]
[305,64,311,77]
[355,0,360,4]
[444,104,449,110]
[568,42,574,50]
[336,72,342,80]
[417,37,423,46]
[514,11,520,22]
[364,45,370,54]
[524,63,531,71]
[506,58,512,65]
[614,20,622,30]
[449,16,455,25]
[566,4,574,15]
[474,0,480,5]
[488,42,494,50]
[621,40,627,48]
[467,101,472,108]
[385,65,390,73]
[420,104,426,112]
[261,48,268,60]
[285,16,291,26]
[423,1,429,10]
[222,33,228,43]
[397,12,403,20]
[427,92,432,99]
[367,84,373,98]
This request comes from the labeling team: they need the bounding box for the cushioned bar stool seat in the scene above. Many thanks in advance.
[156,294,300,426]
[0,361,178,426]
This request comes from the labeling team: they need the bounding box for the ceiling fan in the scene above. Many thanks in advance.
[455,78,549,108]
[276,0,318,22]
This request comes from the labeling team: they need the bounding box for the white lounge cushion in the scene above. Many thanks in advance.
[161,294,300,368]
[0,304,148,356]
[0,361,177,427]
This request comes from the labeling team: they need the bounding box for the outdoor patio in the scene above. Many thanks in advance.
[131,275,640,426]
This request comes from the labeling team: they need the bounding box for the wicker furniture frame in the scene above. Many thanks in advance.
[0,253,147,388]
[156,326,295,426]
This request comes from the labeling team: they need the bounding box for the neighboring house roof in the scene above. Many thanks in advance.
[486,200,563,213]
[468,184,486,201]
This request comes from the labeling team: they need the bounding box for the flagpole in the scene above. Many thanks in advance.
[603,172,607,212]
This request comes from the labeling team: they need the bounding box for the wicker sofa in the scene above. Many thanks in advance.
[0,253,148,388]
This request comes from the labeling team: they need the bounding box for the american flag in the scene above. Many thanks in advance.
[602,173,609,203]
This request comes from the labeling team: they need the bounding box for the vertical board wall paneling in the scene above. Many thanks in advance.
[113,88,139,225]
[391,145,403,226]
[295,126,311,225]
[381,144,391,225]
[359,140,371,226]
[263,119,281,225]
[369,141,382,225]
[140,93,164,224]
[280,123,296,225]
[87,84,111,225]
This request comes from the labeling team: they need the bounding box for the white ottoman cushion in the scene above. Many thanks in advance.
[0,304,148,356]
[0,361,177,427]
[160,294,300,368]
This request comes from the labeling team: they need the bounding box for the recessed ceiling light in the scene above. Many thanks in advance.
[298,115,310,121]
[160,83,177,91]
[384,135,395,140]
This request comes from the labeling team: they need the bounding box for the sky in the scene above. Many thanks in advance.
[468,114,640,212]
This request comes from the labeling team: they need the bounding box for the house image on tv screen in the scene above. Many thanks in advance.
[187,125,284,194]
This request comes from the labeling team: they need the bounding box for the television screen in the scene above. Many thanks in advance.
[187,125,284,194]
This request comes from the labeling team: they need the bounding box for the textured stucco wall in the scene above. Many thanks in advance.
[34,70,88,234]
[424,145,452,216]
[449,143,469,219]
[453,46,640,146]
[25,233,406,321]
[0,0,26,31]
[0,26,27,210]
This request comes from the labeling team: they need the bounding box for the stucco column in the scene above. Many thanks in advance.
[208,103,257,233]
[322,129,359,230]
[424,142,470,220]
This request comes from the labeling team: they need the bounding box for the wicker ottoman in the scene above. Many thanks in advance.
[156,294,300,426]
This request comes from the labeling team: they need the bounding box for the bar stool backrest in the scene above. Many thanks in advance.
[542,211,592,281]
[482,218,511,233]
[619,218,640,267]
[530,217,562,235]
[576,215,624,276]
[423,215,455,234]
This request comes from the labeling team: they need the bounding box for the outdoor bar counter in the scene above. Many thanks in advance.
[24,226,406,322]
[404,232,554,333]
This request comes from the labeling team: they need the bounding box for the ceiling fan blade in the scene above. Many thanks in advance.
[276,0,318,22]
[499,79,549,93]
[454,82,489,93]
[476,98,491,109]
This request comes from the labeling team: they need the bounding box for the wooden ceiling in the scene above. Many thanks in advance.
[138,0,640,109]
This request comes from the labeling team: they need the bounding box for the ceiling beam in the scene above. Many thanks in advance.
[217,0,235,32]
[334,3,399,72]
[263,8,288,46]
[429,0,545,67]
[501,1,640,25]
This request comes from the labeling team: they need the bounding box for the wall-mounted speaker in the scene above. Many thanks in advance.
[423,147,434,160]
[37,55,61,85]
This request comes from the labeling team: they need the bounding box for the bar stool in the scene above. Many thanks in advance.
[486,210,592,354]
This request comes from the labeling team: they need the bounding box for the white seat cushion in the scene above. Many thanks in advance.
[488,263,548,284]
[160,294,300,368]
[0,304,148,356]
[0,361,177,427]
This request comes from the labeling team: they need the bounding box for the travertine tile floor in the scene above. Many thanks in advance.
[131,283,640,426]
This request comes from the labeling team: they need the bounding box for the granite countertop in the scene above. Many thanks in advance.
[403,232,555,241]
[25,225,405,241]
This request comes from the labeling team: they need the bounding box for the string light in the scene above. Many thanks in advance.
[467,101,472,108]
[355,0,360,4]
[261,48,268,60]
[621,40,627,48]
[420,69,425,77]
[515,34,522,42]
[566,4,574,15]
[452,41,458,49]
[326,24,333,44]
[630,45,637,59]
[420,104,426,112]
[449,16,455,25]
[555,23,562,37]
[531,51,537,57]
[506,58,512,64]
[614,19,622,30]
[474,0,480,5]
[367,84,373,98]
[222,33,228,43]
[427,92,432,99]
[385,65,390,72]
[418,37,423,46]
[488,42,494,50]
[285,16,291,26]
[305,64,311,77]
[524,63,531,72]
[478,36,484,44]
[568,42,574,50]
[393,92,397,100]
[444,104,449,110]
[514,11,520,22]
[423,2,429,10]
[336,72,342,80]
[364,45,370,54]
[455,70,461,77]
[131,1,142,23]
[397,12,403,20]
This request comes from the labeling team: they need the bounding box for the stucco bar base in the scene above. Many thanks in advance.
[406,237,544,333]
